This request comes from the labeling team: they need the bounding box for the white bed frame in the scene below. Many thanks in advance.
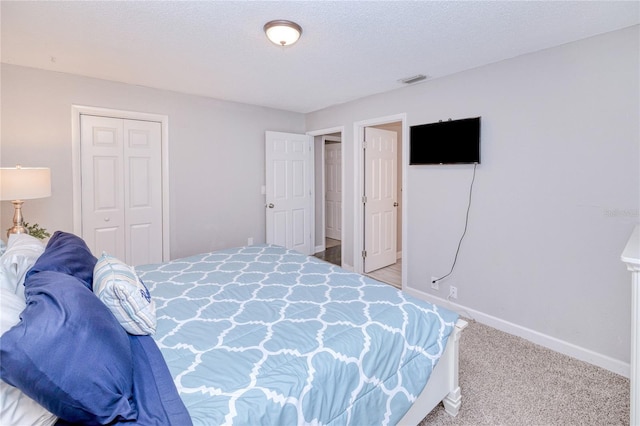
[398,318,468,425]
[622,225,639,426]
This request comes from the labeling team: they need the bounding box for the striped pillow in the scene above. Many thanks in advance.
[93,253,156,335]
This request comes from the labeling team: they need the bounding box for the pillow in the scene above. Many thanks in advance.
[0,287,26,333]
[0,233,45,297]
[0,270,137,424]
[0,287,57,426]
[94,253,156,335]
[26,231,97,290]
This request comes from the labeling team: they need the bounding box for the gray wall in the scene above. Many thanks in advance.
[0,64,305,259]
[306,26,639,369]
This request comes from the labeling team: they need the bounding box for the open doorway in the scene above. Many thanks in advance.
[362,121,403,288]
[352,114,406,289]
[310,130,344,267]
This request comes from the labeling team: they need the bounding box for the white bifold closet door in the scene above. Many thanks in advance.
[80,115,163,266]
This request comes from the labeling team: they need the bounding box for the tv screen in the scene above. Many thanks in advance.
[410,117,481,165]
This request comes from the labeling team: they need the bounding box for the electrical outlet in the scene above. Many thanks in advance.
[248,237,254,245]
[449,286,458,299]
[431,277,439,290]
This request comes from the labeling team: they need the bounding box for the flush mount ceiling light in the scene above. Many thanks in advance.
[264,20,302,46]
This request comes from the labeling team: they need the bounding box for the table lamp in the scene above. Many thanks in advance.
[0,166,51,238]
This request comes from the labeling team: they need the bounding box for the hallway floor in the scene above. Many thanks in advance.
[314,239,402,289]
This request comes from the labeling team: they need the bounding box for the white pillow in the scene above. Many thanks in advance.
[93,253,156,335]
[0,233,45,299]
[0,287,57,426]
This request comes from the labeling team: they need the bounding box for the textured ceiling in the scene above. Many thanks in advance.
[2,1,638,113]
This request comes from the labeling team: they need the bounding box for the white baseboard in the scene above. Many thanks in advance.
[341,262,354,272]
[403,286,630,378]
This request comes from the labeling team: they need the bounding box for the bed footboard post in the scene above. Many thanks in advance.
[442,319,467,416]
[442,387,462,416]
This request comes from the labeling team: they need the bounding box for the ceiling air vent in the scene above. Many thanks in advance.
[399,74,428,84]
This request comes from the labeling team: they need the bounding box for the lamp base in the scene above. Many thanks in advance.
[6,225,28,237]
[6,200,27,239]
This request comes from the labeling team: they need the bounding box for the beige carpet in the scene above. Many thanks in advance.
[420,320,629,425]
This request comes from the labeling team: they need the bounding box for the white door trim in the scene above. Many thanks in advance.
[354,114,407,284]
[71,105,170,262]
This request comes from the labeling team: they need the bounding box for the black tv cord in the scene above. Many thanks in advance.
[432,162,477,285]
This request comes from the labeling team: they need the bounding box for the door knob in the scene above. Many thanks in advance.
[393,202,398,207]
[267,203,275,208]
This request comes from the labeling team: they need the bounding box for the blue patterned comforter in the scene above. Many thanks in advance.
[136,245,458,426]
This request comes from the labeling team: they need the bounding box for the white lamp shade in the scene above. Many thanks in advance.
[264,20,302,46]
[0,167,51,201]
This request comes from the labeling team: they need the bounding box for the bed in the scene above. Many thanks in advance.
[0,231,466,425]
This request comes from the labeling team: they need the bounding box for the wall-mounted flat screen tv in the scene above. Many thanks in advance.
[410,117,481,165]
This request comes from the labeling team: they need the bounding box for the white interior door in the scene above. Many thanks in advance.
[363,127,398,273]
[265,131,313,255]
[325,141,342,241]
[81,115,163,265]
